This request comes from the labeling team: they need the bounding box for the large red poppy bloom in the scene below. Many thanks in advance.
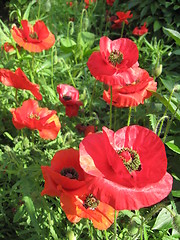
[41,148,116,230]
[10,99,60,140]
[87,36,139,86]
[57,84,83,117]
[133,22,148,36]
[79,125,173,210]
[103,67,157,107]
[0,68,42,100]
[11,20,55,52]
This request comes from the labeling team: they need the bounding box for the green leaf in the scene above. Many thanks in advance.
[172,190,180,198]
[165,136,180,154]
[77,31,95,50]
[153,20,162,32]
[13,205,25,223]
[163,27,180,46]
[152,92,180,120]
[23,0,37,20]
[23,196,41,234]
[60,37,76,49]
[153,206,173,230]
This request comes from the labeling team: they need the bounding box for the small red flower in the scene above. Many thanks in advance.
[84,0,96,9]
[133,22,148,36]
[79,125,173,210]
[1,42,15,52]
[103,67,157,107]
[0,68,42,100]
[66,1,73,7]
[41,148,116,230]
[106,0,115,6]
[10,99,60,140]
[87,36,139,86]
[111,11,133,29]
[57,84,83,117]
[11,20,55,52]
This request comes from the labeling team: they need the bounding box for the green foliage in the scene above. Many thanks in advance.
[0,0,179,239]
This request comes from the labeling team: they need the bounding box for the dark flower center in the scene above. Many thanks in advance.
[29,32,38,39]
[29,113,40,120]
[83,193,99,210]
[117,147,141,173]
[63,95,72,101]
[60,167,79,179]
[108,50,123,66]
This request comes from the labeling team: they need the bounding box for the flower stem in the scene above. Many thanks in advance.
[113,210,117,240]
[127,107,132,126]
[51,46,54,90]
[87,219,94,240]
[114,107,117,131]
[89,80,97,116]
[157,87,174,137]
[121,21,125,38]
[110,86,113,129]
[104,230,109,240]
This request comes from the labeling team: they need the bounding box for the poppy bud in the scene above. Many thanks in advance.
[67,230,76,240]
[83,17,89,31]
[45,0,51,12]
[153,64,163,78]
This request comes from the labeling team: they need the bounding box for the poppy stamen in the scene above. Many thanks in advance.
[29,32,38,39]
[83,193,99,210]
[117,147,141,173]
[63,95,72,101]
[60,167,79,179]
[108,50,123,66]
[29,113,40,120]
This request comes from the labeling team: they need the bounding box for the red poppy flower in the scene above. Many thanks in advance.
[111,11,133,29]
[57,84,83,117]
[79,125,173,210]
[106,0,115,6]
[66,1,73,7]
[1,42,15,52]
[0,68,42,100]
[133,22,148,36]
[10,99,60,140]
[41,148,116,230]
[103,67,157,107]
[87,36,139,86]
[61,192,116,230]
[11,20,55,52]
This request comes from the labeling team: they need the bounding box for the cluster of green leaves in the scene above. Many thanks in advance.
[0,0,180,239]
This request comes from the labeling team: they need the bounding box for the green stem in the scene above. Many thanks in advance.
[51,46,54,90]
[114,107,117,131]
[110,86,113,129]
[158,88,174,137]
[113,210,117,240]
[127,107,132,126]
[163,103,179,143]
[38,0,41,18]
[89,80,97,115]
[15,89,18,106]
[104,230,109,240]
[121,21,125,38]
[87,219,94,240]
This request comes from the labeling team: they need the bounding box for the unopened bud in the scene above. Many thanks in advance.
[67,230,76,240]
[153,64,163,78]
